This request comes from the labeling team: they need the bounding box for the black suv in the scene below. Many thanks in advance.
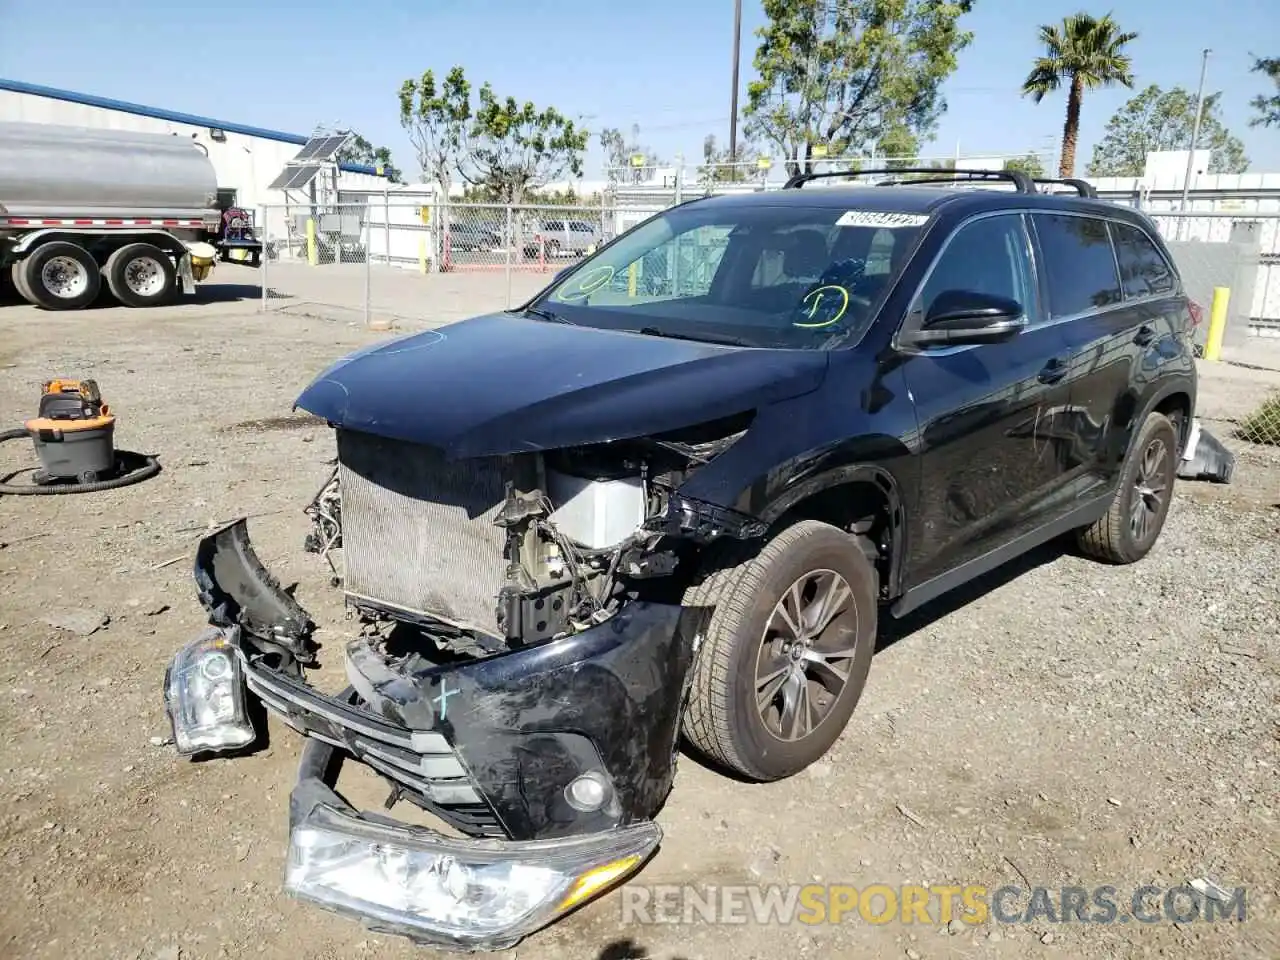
[165,169,1197,951]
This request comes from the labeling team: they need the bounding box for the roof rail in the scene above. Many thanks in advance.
[1032,177,1098,198]
[782,166,1036,194]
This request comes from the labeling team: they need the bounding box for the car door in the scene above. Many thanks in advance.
[897,212,1076,589]
[1030,213,1175,498]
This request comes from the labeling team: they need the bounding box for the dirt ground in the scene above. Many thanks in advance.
[0,280,1277,960]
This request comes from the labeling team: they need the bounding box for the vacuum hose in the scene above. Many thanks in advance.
[0,427,161,495]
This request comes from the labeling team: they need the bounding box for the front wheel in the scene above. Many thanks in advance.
[20,241,101,310]
[681,519,878,782]
[1077,411,1179,564]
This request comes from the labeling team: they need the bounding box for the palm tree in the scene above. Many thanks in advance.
[1022,13,1138,178]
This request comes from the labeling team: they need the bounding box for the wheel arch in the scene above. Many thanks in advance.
[754,464,906,601]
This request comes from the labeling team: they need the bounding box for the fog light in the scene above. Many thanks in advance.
[163,628,256,755]
[565,772,610,812]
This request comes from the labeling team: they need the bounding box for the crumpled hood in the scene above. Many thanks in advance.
[295,313,828,457]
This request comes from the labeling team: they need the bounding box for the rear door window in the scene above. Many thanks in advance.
[1110,222,1176,299]
[1031,214,1123,318]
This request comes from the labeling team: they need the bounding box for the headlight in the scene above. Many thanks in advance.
[285,803,660,950]
[163,628,256,755]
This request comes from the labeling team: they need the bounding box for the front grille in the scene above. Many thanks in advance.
[243,662,505,837]
[336,430,508,637]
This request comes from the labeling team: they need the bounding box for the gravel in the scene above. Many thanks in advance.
[0,289,1276,960]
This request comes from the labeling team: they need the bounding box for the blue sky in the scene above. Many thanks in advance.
[2,0,1277,177]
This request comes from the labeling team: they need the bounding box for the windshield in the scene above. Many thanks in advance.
[532,202,929,349]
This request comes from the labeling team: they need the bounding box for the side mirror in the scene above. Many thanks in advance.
[552,265,574,284]
[905,290,1027,347]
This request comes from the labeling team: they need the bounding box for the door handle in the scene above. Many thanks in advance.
[1133,325,1156,346]
[1038,355,1069,384]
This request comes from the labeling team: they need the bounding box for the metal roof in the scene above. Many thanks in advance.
[0,78,384,178]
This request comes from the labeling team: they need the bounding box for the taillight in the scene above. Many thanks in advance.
[1188,300,1204,328]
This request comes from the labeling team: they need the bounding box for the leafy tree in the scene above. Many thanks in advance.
[1249,55,1280,128]
[599,125,664,184]
[336,133,403,184]
[1022,12,1138,178]
[699,133,764,184]
[463,83,589,204]
[876,124,922,170]
[743,0,976,178]
[1004,153,1046,178]
[398,67,472,193]
[1087,85,1249,177]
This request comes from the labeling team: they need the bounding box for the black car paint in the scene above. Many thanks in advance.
[205,186,1195,844]
[294,315,829,459]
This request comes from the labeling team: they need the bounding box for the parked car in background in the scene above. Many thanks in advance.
[446,220,503,253]
[527,218,601,257]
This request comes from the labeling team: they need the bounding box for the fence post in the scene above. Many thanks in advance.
[363,210,371,328]
[306,217,317,267]
[505,204,513,307]
[383,187,391,266]
[260,204,268,311]
[1203,286,1231,361]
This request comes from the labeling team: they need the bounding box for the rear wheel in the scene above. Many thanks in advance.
[10,261,34,304]
[105,243,176,307]
[20,241,101,310]
[681,519,878,781]
[1077,411,1179,564]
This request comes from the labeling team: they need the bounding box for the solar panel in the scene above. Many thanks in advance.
[292,134,350,162]
[267,164,323,191]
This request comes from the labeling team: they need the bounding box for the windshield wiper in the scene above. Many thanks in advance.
[521,305,574,324]
[633,326,751,347]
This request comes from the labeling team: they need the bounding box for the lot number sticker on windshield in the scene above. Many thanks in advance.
[836,210,929,228]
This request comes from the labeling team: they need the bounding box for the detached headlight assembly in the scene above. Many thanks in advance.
[163,628,256,755]
[286,803,661,950]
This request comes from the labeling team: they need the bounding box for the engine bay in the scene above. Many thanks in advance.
[304,412,762,661]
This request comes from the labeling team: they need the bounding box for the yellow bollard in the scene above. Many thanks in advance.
[1202,286,1230,362]
[418,235,428,274]
[628,262,638,298]
[305,218,317,267]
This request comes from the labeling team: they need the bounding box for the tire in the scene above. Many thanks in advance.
[1076,411,1179,564]
[681,519,878,781]
[10,261,34,304]
[20,241,101,310]
[104,243,176,307]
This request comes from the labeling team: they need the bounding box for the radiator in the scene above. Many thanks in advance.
[336,430,508,637]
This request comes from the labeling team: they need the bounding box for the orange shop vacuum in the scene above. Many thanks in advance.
[0,379,160,495]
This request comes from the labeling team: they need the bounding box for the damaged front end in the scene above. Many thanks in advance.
[163,411,763,950]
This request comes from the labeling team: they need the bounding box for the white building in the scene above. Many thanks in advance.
[0,77,389,240]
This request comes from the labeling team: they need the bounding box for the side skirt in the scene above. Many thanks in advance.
[889,492,1114,619]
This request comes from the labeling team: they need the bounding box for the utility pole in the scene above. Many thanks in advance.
[729,0,742,167]
[1180,48,1211,214]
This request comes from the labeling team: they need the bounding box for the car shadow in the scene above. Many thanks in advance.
[0,282,271,309]
[875,537,1068,652]
[596,938,688,960]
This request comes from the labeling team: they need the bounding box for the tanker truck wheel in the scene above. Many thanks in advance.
[105,243,177,307]
[9,262,34,305]
[20,241,101,310]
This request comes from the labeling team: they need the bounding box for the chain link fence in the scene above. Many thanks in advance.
[258,202,618,327]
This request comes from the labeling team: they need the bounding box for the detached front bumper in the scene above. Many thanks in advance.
[286,738,660,951]
[164,519,695,949]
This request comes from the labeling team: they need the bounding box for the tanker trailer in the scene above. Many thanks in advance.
[0,121,260,310]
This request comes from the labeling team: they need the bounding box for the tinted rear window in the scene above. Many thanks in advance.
[1111,222,1176,299]
[1032,213,1122,317]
